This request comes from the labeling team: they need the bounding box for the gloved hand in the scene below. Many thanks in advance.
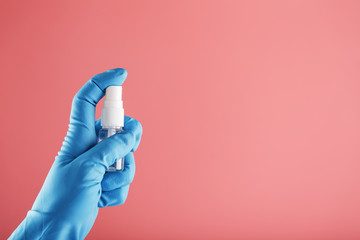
[9,68,143,240]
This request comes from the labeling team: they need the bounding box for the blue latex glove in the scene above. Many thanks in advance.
[9,68,143,239]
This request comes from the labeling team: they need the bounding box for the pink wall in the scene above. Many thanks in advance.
[1,1,360,239]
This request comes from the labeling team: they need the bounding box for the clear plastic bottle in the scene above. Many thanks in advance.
[99,86,125,172]
[99,127,124,171]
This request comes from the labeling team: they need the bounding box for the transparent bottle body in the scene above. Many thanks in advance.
[99,127,124,171]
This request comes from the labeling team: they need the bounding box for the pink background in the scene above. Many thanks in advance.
[1,1,360,239]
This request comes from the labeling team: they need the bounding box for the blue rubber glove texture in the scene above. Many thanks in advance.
[9,68,143,240]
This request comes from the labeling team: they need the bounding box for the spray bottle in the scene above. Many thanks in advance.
[99,86,125,171]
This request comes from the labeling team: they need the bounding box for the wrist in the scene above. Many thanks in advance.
[8,210,44,240]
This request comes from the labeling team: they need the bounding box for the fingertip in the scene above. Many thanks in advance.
[124,117,143,133]
[107,68,127,75]
[124,117,142,152]
[124,115,132,122]
[91,68,128,91]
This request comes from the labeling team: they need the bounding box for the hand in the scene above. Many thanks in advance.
[9,68,143,240]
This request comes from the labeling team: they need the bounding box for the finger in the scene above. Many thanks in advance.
[124,116,143,152]
[76,124,138,173]
[101,153,135,191]
[72,68,127,126]
[96,117,141,148]
[60,68,127,158]
[98,185,130,207]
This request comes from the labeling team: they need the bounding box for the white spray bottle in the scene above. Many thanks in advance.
[99,86,125,171]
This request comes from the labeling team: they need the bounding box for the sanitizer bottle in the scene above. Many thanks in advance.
[99,86,125,171]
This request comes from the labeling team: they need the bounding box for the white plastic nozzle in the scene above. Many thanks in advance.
[101,86,124,128]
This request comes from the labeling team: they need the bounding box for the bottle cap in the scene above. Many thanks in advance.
[101,86,124,128]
